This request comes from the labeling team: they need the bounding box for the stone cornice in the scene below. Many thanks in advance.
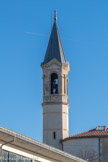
[42,102,70,108]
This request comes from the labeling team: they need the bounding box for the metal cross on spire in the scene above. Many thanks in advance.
[54,10,57,22]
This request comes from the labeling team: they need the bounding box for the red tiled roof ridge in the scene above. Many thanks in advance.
[70,128,97,137]
[63,127,108,141]
[70,130,91,137]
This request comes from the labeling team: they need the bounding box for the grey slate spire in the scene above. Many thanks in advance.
[42,10,66,65]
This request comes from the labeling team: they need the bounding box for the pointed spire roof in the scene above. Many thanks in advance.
[42,10,66,65]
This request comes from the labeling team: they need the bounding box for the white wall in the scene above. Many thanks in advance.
[63,138,99,161]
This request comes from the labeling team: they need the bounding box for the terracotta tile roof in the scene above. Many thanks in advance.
[63,126,108,141]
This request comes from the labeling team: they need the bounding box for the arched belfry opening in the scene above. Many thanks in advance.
[51,73,58,94]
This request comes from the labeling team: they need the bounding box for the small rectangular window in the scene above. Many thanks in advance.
[64,75,65,94]
[53,132,56,139]
[96,126,106,131]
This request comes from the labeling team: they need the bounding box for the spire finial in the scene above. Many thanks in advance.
[54,10,57,22]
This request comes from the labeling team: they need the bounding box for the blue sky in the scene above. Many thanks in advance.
[0,0,108,142]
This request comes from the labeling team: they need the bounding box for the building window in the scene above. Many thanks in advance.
[96,126,106,131]
[51,73,58,94]
[2,151,32,162]
[25,158,31,162]
[17,155,25,162]
[64,75,65,94]
[9,152,17,162]
[67,78,68,95]
[53,132,56,139]
[2,151,8,162]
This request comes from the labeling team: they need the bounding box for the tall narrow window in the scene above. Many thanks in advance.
[51,73,58,94]
[2,151,8,162]
[53,132,56,139]
[9,152,16,162]
[67,79,68,95]
[64,75,65,94]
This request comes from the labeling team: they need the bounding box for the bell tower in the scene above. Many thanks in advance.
[41,11,70,150]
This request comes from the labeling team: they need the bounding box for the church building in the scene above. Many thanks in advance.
[41,11,108,162]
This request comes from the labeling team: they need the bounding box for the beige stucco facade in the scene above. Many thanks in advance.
[41,59,70,150]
